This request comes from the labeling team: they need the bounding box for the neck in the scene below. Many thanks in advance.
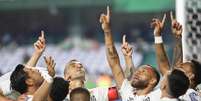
[136,86,153,96]
[47,95,52,101]
[69,79,84,90]
[25,86,38,95]
[161,89,174,99]
[190,82,196,90]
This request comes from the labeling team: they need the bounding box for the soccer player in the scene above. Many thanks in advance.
[151,12,201,101]
[100,6,160,101]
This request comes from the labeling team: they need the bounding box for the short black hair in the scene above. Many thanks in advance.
[152,67,160,86]
[10,64,28,94]
[70,87,90,101]
[191,60,201,85]
[50,77,69,101]
[167,69,190,98]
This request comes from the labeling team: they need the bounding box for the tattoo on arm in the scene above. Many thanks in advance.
[172,38,183,68]
[124,56,135,79]
[108,46,118,59]
[105,34,124,88]
[124,66,134,79]
[107,46,120,65]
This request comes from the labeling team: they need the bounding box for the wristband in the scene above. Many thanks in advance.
[154,36,163,44]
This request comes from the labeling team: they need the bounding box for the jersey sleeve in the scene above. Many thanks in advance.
[0,71,12,95]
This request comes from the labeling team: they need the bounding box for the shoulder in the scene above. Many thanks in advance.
[180,88,201,101]
[147,89,161,100]
[149,88,161,96]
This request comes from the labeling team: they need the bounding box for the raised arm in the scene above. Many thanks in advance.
[151,14,170,76]
[121,35,135,79]
[100,6,124,88]
[170,12,183,68]
[32,56,56,101]
[26,31,46,67]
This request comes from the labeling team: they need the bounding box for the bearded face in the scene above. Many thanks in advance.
[131,66,154,89]
[131,72,149,88]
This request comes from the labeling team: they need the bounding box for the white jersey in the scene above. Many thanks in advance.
[147,89,183,101]
[119,79,151,101]
[149,88,201,101]
[0,67,47,95]
[0,71,12,95]
[64,87,108,101]
[179,88,201,101]
[160,97,179,101]
[147,88,161,101]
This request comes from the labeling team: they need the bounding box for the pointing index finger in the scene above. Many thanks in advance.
[122,34,126,44]
[41,30,45,39]
[170,11,174,22]
[162,14,166,26]
[107,6,110,20]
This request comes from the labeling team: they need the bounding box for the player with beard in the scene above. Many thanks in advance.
[151,12,201,101]
[100,6,160,101]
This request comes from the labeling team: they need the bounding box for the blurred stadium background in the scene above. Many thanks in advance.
[0,0,200,89]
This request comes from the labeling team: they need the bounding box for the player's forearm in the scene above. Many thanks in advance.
[106,45,121,67]
[106,53,124,88]
[104,30,124,88]
[151,14,169,75]
[32,81,52,101]
[103,27,119,65]
[26,51,43,67]
[124,56,135,79]
[110,65,124,89]
[106,45,124,88]
[104,29,121,68]
[104,28,114,46]
[154,43,170,75]
[172,38,183,68]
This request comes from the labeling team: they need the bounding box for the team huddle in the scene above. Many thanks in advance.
[0,6,201,101]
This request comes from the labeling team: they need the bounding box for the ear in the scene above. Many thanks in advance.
[149,79,156,86]
[149,78,156,85]
[25,78,34,86]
